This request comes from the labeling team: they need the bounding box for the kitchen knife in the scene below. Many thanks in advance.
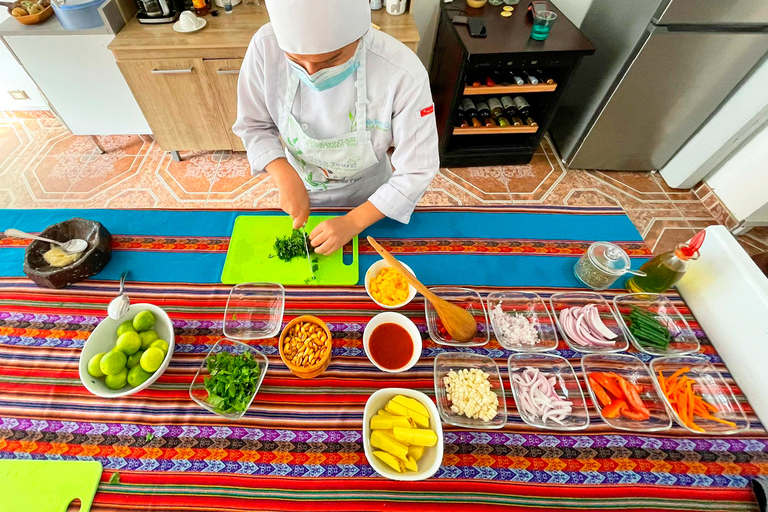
[300,227,315,280]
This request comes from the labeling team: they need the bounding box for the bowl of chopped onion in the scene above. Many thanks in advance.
[487,291,559,352]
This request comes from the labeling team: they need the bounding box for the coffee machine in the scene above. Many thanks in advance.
[135,0,184,23]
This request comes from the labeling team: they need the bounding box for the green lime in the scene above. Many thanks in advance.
[105,368,128,390]
[116,320,136,337]
[87,352,106,378]
[140,347,165,373]
[99,349,127,376]
[148,339,169,355]
[116,331,141,355]
[139,330,159,350]
[127,365,152,387]
[127,350,144,369]
[132,310,156,332]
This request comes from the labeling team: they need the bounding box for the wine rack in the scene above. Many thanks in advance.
[429,0,594,166]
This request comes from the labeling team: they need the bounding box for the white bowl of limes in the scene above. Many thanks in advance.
[79,303,175,398]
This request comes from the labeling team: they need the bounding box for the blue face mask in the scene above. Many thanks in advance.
[288,56,359,92]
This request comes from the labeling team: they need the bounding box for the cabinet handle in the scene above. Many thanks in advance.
[216,69,240,75]
[150,68,194,74]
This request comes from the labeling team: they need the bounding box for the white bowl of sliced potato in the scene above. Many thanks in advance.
[362,388,444,481]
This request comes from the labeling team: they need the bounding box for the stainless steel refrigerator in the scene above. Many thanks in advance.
[549,0,768,171]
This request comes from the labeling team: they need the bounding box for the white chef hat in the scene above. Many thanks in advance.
[265,0,371,54]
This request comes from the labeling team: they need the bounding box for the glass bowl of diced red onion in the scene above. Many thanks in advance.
[487,291,559,352]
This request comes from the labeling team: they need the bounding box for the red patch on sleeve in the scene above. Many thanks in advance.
[420,105,434,117]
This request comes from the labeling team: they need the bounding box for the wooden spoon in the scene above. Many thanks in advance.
[367,236,477,342]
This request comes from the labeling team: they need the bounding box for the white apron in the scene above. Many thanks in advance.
[278,34,391,207]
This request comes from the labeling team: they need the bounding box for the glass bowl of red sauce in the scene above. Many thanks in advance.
[363,312,423,373]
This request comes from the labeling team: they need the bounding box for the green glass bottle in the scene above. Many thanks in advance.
[626,231,705,293]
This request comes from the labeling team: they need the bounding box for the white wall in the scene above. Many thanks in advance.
[550,0,592,28]
[0,12,48,111]
[411,0,591,68]
[705,121,768,223]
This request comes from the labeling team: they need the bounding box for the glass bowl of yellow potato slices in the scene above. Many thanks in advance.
[363,388,444,481]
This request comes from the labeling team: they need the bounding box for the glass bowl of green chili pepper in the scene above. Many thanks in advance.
[189,338,268,420]
[613,293,700,356]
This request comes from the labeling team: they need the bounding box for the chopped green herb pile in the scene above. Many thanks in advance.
[204,351,262,414]
[627,306,671,349]
[274,229,311,262]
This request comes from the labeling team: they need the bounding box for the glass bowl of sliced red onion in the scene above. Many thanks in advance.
[548,292,629,353]
[508,353,590,431]
[487,291,559,352]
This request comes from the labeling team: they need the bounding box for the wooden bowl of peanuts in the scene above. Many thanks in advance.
[279,315,332,378]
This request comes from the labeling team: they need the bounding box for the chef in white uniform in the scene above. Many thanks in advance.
[233,0,439,255]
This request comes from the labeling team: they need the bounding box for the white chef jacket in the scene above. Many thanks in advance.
[233,23,440,224]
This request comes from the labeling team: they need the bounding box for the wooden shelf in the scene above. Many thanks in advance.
[463,84,557,95]
[453,125,538,135]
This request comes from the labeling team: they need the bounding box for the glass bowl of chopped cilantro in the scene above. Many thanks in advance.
[189,339,268,420]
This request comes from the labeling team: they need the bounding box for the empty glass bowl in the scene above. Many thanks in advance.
[424,287,489,347]
[581,353,672,432]
[613,293,700,356]
[549,291,629,353]
[650,356,749,435]
[508,353,589,430]
[223,282,285,340]
[433,352,507,429]
[189,338,268,420]
[487,291,559,351]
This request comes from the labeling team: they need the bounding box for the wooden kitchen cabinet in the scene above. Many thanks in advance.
[118,58,231,150]
[203,59,246,152]
[109,4,420,154]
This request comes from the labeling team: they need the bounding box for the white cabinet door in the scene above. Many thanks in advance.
[5,34,150,135]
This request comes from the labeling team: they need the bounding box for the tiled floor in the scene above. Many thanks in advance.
[1,110,767,256]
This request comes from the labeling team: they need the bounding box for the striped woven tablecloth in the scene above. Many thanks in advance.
[0,207,766,511]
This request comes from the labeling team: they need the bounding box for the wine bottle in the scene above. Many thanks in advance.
[512,96,531,117]
[500,95,517,118]
[488,98,510,127]
[456,103,470,128]
[536,69,555,84]
[511,116,523,126]
[525,117,538,127]
[523,71,539,85]
[498,70,511,86]
[510,72,525,86]
[476,100,497,127]
[485,75,496,87]
[461,98,483,127]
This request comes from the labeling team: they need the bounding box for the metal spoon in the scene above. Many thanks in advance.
[624,268,647,277]
[4,228,88,254]
[108,271,130,320]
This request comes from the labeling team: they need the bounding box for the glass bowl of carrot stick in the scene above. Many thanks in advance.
[650,356,750,435]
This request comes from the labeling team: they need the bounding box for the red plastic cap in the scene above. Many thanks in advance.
[679,230,706,259]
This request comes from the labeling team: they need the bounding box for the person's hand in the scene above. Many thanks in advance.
[266,158,310,229]
[309,215,360,255]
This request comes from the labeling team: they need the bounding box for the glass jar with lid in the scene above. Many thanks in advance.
[574,242,630,290]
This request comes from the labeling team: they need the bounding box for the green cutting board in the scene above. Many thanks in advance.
[221,215,359,285]
[0,460,102,512]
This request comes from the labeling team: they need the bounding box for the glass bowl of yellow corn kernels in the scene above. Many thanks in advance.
[365,259,418,309]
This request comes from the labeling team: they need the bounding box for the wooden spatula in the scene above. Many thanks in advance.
[367,236,477,342]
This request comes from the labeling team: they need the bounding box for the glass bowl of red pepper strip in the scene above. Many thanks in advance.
[581,353,673,432]
[424,287,489,347]
[613,293,700,356]
[650,356,749,435]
